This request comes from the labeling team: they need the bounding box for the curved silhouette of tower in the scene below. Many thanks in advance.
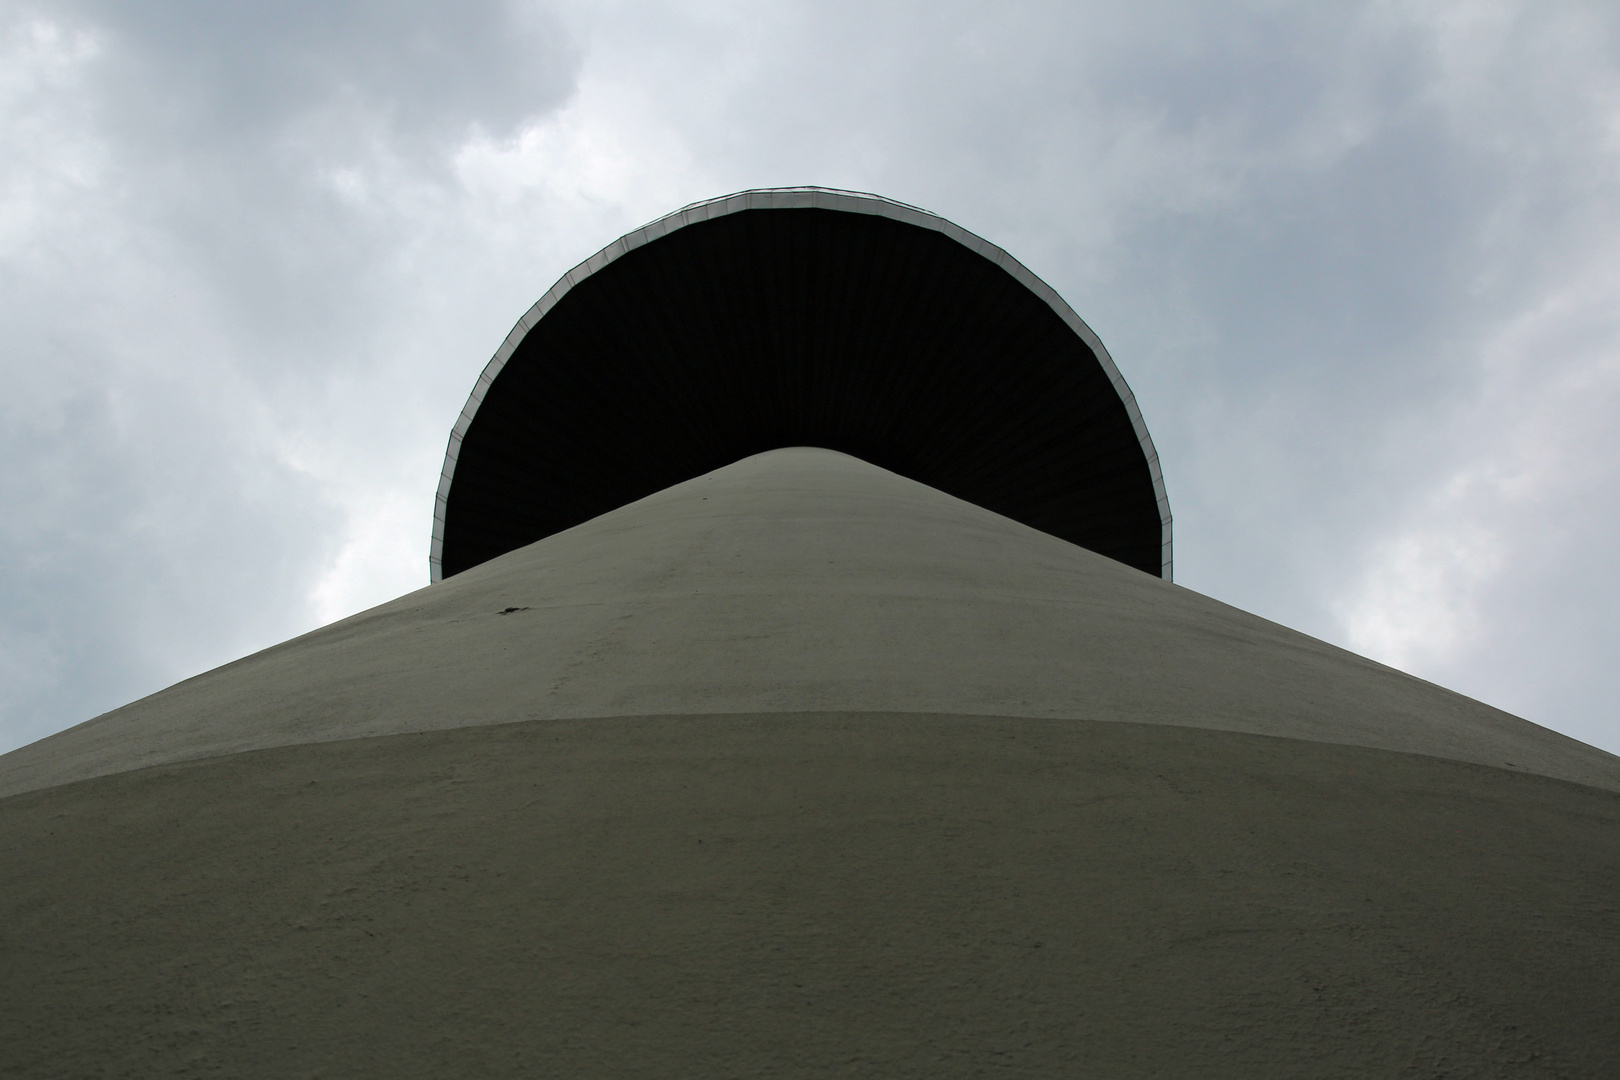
[2,189,1617,1078]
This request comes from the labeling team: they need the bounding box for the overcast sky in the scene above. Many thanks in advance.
[3,0,1617,758]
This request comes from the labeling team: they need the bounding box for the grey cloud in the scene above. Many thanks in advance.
[659,0,1620,749]
[0,378,342,751]
[0,0,581,754]
[57,0,581,365]
[79,0,576,145]
[3,0,1618,760]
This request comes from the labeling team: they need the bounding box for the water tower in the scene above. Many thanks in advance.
[2,189,1616,1078]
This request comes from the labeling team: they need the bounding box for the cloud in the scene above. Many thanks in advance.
[76,0,573,144]
[0,0,581,748]
[1335,238,1620,745]
[2,0,1618,757]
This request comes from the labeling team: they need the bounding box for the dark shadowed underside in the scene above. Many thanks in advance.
[439,202,1166,579]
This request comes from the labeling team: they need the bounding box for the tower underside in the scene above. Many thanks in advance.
[432,189,1173,582]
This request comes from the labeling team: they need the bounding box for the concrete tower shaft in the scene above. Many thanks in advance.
[3,448,1613,798]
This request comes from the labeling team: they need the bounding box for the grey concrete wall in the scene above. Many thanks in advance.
[6,713,1618,1078]
[3,447,1616,797]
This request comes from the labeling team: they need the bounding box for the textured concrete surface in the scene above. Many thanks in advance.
[3,447,1615,797]
[3,713,1618,1079]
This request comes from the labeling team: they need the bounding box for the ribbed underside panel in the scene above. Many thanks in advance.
[442,208,1162,577]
